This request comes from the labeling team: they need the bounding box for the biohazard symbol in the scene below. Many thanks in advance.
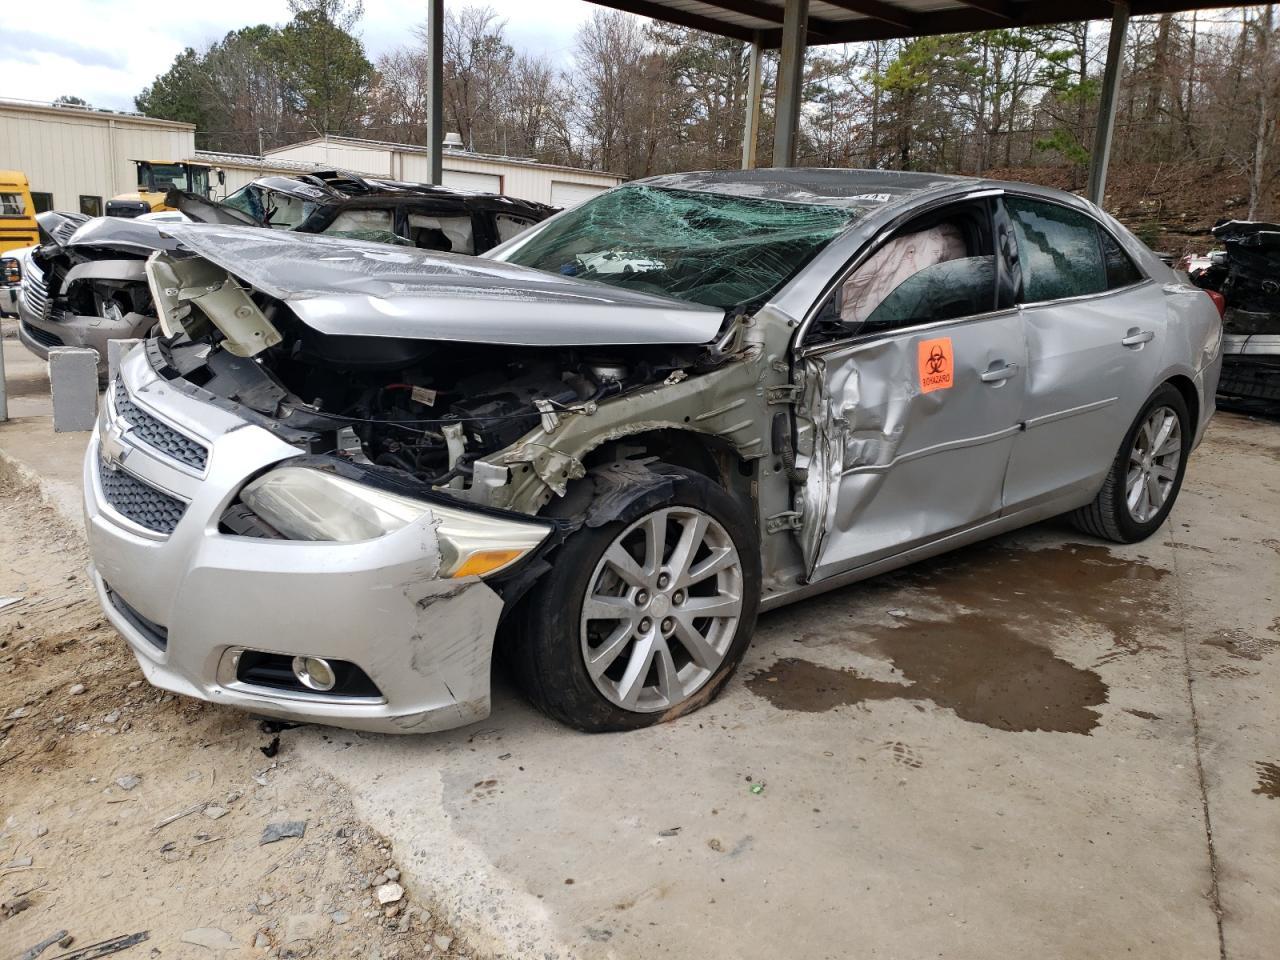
[917,337,954,393]
[926,345,946,375]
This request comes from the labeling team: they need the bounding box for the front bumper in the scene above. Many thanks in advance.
[17,299,149,371]
[84,347,505,734]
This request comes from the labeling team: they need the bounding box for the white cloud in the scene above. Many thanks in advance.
[3,0,595,112]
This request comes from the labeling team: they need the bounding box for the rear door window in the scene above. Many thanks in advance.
[406,213,474,254]
[1099,228,1143,289]
[1004,196,1106,302]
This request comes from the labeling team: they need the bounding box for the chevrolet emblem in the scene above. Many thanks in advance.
[99,421,130,472]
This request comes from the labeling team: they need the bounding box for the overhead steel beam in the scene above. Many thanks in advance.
[587,0,757,41]
[1088,0,1130,206]
[696,0,838,37]
[426,0,443,184]
[773,0,809,167]
[742,35,763,169]
[818,0,915,29]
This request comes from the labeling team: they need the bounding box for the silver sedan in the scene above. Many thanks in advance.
[82,169,1223,733]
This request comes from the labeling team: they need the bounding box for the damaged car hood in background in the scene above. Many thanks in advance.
[161,224,726,346]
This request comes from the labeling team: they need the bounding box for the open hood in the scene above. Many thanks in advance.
[160,224,727,347]
[168,188,264,227]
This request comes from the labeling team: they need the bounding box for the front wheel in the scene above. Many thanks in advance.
[510,466,760,732]
[1070,383,1191,543]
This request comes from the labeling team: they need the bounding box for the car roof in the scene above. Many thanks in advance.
[632,168,981,208]
[249,171,555,212]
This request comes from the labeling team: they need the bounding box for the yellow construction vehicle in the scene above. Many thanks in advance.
[106,161,215,218]
[0,170,39,253]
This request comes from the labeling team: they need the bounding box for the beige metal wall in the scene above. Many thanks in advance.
[0,103,195,212]
[268,139,621,205]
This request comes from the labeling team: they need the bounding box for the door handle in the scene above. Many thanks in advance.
[980,362,1019,383]
[1122,328,1155,347]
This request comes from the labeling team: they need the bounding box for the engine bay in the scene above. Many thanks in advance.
[156,306,707,492]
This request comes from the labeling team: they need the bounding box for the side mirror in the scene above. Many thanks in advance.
[217,169,226,186]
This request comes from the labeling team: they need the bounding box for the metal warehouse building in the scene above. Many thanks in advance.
[265,136,622,207]
[0,99,196,215]
[0,100,622,213]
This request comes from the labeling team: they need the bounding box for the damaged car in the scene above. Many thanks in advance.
[83,169,1222,735]
[1188,219,1280,414]
[15,171,555,369]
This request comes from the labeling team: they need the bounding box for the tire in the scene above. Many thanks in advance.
[1069,383,1191,543]
[510,465,761,732]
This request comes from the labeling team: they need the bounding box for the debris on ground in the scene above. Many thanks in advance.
[51,931,149,958]
[17,929,68,960]
[260,820,307,845]
[0,473,468,958]
[180,927,233,950]
[376,882,405,905]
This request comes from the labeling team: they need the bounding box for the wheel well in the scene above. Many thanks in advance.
[1165,374,1199,430]
[582,428,755,495]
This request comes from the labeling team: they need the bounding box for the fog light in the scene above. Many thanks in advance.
[291,656,336,692]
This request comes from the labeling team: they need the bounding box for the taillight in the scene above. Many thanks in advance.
[1206,290,1226,319]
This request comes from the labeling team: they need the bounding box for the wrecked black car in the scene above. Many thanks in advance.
[1189,220,1280,414]
[15,171,556,370]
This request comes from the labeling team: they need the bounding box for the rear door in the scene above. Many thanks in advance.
[999,195,1165,510]
[795,197,1027,583]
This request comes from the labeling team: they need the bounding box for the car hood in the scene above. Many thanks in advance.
[161,224,727,346]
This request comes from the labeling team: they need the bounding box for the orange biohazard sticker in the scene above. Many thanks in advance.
[917,337,954,393]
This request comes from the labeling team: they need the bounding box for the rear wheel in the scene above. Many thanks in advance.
[1070,383,1191,543]
[511,466,760,732]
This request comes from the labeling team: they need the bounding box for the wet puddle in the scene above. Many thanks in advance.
[748,612,1108,734]
[748,540,1172,733]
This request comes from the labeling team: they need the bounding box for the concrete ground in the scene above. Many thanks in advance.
[2,330,1277,959]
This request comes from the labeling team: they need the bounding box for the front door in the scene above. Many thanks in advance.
[794,198,1027,584]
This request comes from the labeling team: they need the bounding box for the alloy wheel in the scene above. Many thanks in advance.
[1125,405,1182,523]
[580,507,744,713]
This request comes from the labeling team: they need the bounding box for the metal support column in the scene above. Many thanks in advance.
[742,35,763,169]
[1088,1,1130,206]
[773,0,809,168]
[426,0,444,185]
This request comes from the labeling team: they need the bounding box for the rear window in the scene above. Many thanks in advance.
[1005,196,1106,302]
[0,192,26,217]
[498,184,861,309]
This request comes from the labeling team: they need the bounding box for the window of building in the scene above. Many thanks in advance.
[30,192,54,214]
[79,195,103,217]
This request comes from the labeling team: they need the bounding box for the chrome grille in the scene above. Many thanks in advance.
[20,262,50,321]
[113,381,208,471]
[99,464,187,535]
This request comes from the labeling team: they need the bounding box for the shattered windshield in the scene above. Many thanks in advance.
[224,185,319,229]
[497,185,861,309]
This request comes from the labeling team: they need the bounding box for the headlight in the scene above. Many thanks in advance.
[240,467,550,578]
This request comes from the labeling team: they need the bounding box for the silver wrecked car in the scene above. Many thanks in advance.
[83,169,1223,734]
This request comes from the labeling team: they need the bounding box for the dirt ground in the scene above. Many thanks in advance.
[0,468,470,959]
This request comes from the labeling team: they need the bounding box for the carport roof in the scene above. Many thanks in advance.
[584,0,1244,46]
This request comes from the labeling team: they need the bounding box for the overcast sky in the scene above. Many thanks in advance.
[3,0,594,113]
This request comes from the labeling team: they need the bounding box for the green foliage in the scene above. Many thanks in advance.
[135,47,217,129]
[273,0,373,136]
